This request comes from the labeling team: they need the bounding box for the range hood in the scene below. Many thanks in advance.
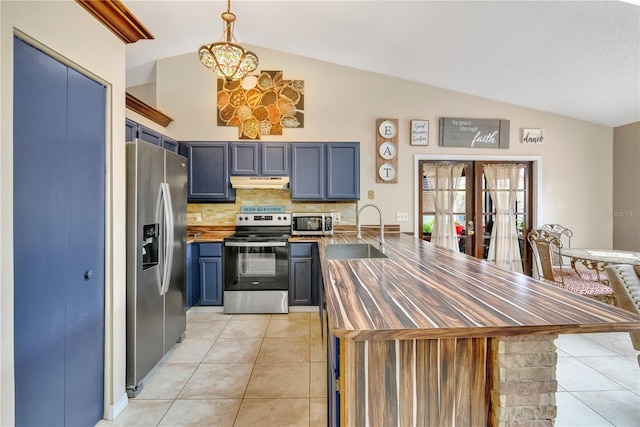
[230,176,290,189]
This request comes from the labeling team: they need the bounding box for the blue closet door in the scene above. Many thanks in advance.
[13,37,105,427]
[64,67,106,426]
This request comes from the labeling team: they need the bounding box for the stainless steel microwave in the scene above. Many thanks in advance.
[291,213,334,236]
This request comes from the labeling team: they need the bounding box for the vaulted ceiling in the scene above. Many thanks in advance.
[124,1,640,128]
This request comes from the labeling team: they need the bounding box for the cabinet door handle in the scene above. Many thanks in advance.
[84,270,93,280]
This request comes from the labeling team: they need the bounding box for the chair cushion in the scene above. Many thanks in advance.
[544,276,613,296]
[553,266,601,282]
[559,276,614,296]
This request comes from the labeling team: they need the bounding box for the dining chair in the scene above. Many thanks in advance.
[527,229,615,304]
[604,264,640,366]
[539,223,599,281]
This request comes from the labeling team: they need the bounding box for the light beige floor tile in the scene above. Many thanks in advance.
[555,392,613,427]
[245,363,309,398]
[310,319,322,338]
[218,319,269,339]
[310,334,327,363]
[272,312,310,320]
[161,339,215,364]
[265,319,310,338]
[310,398,328,427]
[136,363,198,400]
[229,314,271,321]
[583,332,637,356]
[234,398,309,427]
[576,355,640,390]
[188,312,232,323]
[185,320,228,340]
[178,363,253,399]
[97,400,173,426]
[257,337,310,363]
[556,358,625,392]
[310,363,327,398]
[158,399,241,427]
[571,390,640,426]
[202,338,262,364]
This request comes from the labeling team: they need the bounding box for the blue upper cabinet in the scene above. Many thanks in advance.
[231,142,289,176]
[291,142,359,200]
[291,143,325,200]
[262,143,289,175]
[126,119,181,154]
[187,142,235,202]
[230,142,259,175]
[137,124,162,146]
[125,118,137,142]
[327,143,360,200]
[161,135,179,153]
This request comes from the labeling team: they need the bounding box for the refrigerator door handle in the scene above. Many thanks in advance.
[160,182,174,295]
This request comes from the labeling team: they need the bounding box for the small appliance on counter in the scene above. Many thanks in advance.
[291,212,334,236]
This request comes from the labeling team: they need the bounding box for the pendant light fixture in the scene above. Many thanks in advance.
[198,0,258,81]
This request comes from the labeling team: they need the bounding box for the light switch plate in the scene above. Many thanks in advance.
[194,213,202,222]
[332,213,340,223]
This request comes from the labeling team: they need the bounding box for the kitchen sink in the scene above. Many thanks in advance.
[324,243,388,260]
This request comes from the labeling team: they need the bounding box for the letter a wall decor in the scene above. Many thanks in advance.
[376,118,398,183]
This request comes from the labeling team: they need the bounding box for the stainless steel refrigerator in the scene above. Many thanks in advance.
[126,139,187,397]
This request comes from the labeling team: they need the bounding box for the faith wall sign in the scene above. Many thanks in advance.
[439,118,510,149]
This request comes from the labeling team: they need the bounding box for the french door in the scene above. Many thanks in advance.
[418,160,533,275]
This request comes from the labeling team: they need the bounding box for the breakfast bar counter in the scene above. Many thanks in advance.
[317,232,640,426]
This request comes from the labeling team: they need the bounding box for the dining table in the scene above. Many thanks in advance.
[562,248,640,282]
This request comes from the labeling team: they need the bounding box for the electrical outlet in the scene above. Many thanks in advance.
[194,213,202,222]
[332,213,340,223]
[368,190,375,199]
[396,212,409,222]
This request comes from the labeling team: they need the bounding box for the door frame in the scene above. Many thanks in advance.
[12,30,113,421]
[413,154,542,271]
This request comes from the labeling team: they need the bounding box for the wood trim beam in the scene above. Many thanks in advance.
[76,0,154,44]
[126,93,173,128]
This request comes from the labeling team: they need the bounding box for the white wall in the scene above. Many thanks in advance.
[0,1,128,424]
[613,122,640,251]
[152,44,613,248]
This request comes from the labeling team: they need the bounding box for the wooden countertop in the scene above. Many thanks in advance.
[187,231,234,243]
[317,233,640,341]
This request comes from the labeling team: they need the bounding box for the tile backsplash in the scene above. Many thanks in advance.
[187,189,357,226]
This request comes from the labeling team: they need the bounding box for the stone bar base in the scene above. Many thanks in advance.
[490,335,559,427]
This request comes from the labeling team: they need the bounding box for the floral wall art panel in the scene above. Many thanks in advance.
[217,70,304,139]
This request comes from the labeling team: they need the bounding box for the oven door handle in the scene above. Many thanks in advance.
[224,241,288,248]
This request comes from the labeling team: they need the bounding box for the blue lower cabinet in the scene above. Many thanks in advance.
[289,243,320,305]
[199,243,223,306]
[328,335,341,427]
[186,243,200,307]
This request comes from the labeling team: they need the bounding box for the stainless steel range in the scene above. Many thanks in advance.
[223,213,291,313]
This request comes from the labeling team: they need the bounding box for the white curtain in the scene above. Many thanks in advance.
[484,164,523,273]
[424,164,464,252]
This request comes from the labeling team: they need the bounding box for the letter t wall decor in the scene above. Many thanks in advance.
[376,118,398,183]
[217,70,304,139]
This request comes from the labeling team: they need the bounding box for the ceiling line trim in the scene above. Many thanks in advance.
[76,0,154,44]
[126,93,173,128]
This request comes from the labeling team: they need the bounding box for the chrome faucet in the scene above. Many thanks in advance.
[356,203,386,253]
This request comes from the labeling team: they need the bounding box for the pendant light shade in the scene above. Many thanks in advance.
[198,1,258,81]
